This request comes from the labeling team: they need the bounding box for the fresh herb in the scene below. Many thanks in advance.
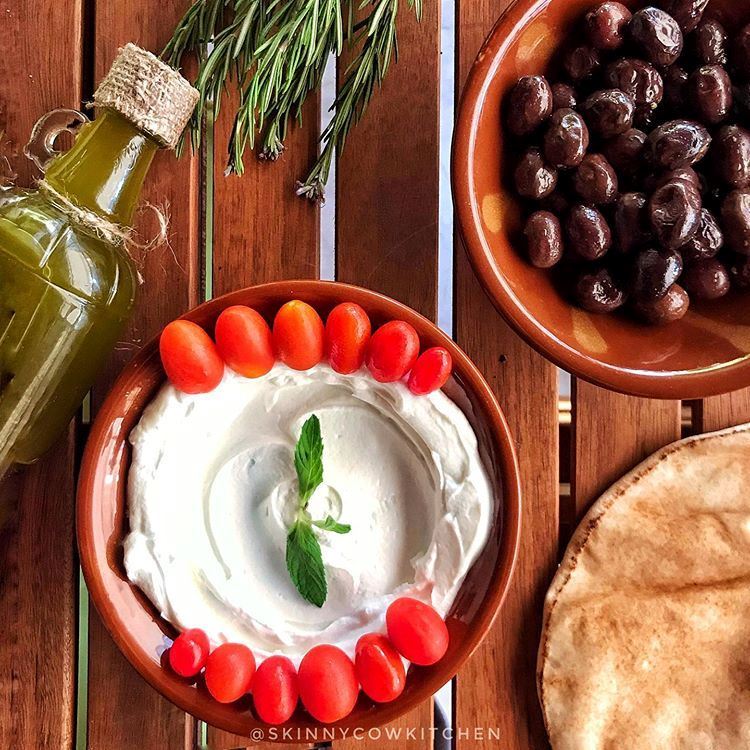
[285,415,350,606]
[162,0,423,202]
[313,515,351,534]
[294,410,324,503]
[286,518,327,607]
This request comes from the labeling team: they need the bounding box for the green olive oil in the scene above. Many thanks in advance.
[0,44,197,478]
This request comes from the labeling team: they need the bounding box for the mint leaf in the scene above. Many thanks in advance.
[313,515,351,534]
[285,414,350,608]
[294,415,323,506]
[286,519,327,607]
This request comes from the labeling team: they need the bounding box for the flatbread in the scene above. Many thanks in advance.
[538,423,750,750]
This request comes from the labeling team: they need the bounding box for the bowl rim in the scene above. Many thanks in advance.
[76,279,522,737]
[451,0,750,401]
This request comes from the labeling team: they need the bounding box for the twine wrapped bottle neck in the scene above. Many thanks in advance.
[93,43,199,150]
[29,45,196,252]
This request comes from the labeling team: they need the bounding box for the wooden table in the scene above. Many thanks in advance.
[2,1,749,748]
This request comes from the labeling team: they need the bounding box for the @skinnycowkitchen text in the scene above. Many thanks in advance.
[247,726,504,743]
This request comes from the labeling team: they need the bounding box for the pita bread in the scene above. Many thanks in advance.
[538,423,750,750]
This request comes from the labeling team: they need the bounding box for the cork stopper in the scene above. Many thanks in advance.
[93,43,199,149]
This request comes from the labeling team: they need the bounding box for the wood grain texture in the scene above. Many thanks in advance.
[694,389,750,433]
[211,93,320,296]
[86,3,201,749]
[334,2,441,747]
[335,1,440,320]
[205,89,319,750]
[0,432,77,749]
[571,382,682,524]
[454,255,558,750]
[0,2,82,747]
[453,2,559,748]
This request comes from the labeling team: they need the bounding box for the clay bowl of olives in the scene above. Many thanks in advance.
[453,0,750,399]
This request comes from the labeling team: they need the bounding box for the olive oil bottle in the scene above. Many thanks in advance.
[0,44,197,478]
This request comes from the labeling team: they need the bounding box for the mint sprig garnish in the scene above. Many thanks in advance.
[286,415,350,607]
[294,412,324,503]
[286,519,327,608]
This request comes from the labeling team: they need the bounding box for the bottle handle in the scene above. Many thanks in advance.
[23,108,90,173]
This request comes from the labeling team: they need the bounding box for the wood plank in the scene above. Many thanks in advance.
[211,94,320,296]
[86,2,201,749]
[454,257,558,750]
[0,1,82,747]
[694,389,750,433]
[335,2,440,320]
[0,435,77,748]
[205,92,320,750]
[453,1,559,748]
[334,1,441,747]
[571,383,682,523]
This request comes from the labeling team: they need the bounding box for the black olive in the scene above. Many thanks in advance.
[632,284,690,323]
[565,204,612,260]
[543,109,590,168]
[581,89,636,138]
[633,247,684,300]
[585,2,633,50]
[575,268,628,312]
[507,76,554,136]
[648,120,711,169]
[572,154,619,204]
[514,148,558,199]
[630,7,683,66]
[525,211,564,268]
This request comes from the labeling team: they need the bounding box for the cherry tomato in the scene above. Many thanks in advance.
[386,598,449,666]
[168,628,210,678]
[355,633,406,703]
[407,347,453,395]
[273,300,324,371]
[366,321,420,383]
[204,643,256,703]
[159,320,224,394]
[252,655,299,725]
[298,645,359,723]
[325,302,372,374]
[215,305,274,378]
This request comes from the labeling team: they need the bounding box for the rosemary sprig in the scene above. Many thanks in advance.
[163,0,422,202]
[231,0,344,168]
[298,0,422,200]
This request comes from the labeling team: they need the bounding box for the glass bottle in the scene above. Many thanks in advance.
[0,44,197,478]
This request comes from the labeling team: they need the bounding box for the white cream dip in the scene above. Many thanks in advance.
[125,363,493,666]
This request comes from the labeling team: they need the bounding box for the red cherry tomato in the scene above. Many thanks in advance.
[273,300,325,371]
[386,598,449,666]
[252,655,299,725]
[204,643,256,703]
[168,628,210,678]
[407,347,453,395]
[366,321,420,383]
[325,302,372,374]
[298,645,359,723]
[355,633,406,703]
[215,305,274,378]
[159,320,224,394]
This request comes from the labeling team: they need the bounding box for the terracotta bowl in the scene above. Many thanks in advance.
[77,280,521,739]
[453,0,750,399]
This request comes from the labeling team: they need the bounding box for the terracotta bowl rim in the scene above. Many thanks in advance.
[76,279,522,737]
[451,0,750,400]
